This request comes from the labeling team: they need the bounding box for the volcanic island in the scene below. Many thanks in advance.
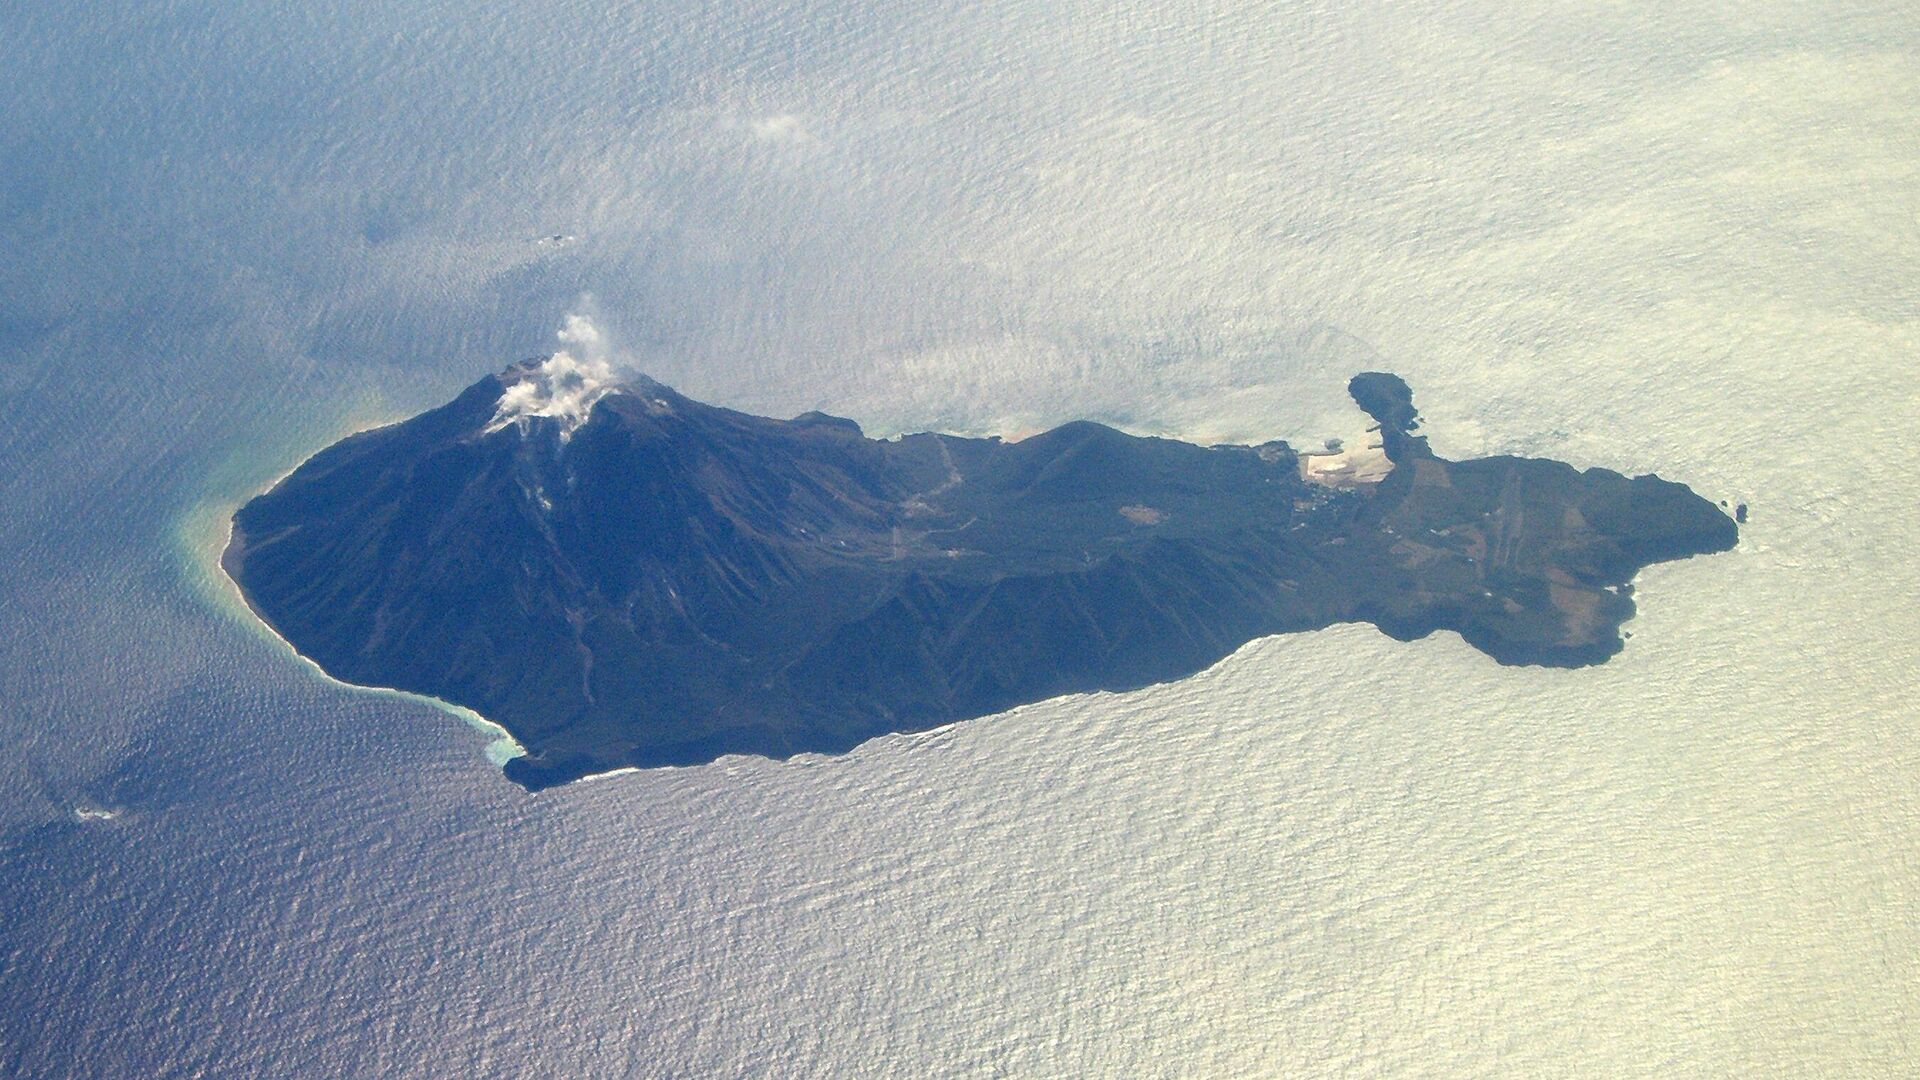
[224,361,1737,789]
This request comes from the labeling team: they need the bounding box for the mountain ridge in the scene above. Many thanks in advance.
[224,363,1738,789]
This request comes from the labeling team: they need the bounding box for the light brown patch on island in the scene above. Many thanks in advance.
[1546,566,1608,645]
[1390,538,1447,568]
[1411,457,1452,488]
[1119,504,1166,525]
[1549,581,1606,644]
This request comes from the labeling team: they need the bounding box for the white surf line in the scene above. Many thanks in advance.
[183,422,702,791]
[179,412,535,775]
[216,515,533,760]
[211,516,530,766]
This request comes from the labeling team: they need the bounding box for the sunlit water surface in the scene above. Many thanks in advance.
[1,2,1915,1075]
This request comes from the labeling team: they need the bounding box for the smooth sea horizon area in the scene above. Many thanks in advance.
[1,1,1914,1075]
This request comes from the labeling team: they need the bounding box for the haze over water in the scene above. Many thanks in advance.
[2,2,1915,1075]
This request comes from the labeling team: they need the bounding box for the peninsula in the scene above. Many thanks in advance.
[224,361,1737,789]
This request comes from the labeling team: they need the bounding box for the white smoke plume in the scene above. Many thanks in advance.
[487,312,622,439]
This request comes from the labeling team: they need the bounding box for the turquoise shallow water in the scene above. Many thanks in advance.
[2,2,1915,1075]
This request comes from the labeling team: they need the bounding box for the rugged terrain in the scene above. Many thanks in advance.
[225,364,1737,788]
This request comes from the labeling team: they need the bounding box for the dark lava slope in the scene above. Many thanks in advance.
[225,365,1737,788]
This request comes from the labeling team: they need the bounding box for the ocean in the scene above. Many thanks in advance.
[1,1,1914,1074]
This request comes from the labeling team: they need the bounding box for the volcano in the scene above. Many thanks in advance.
[224,364,1737,789]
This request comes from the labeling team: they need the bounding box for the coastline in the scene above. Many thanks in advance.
[192,384,1736,791]
[177,407,545,778]
[215,515,531,769]
[195,462,754,791]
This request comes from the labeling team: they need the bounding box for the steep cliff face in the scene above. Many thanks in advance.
[225,364,1737,788]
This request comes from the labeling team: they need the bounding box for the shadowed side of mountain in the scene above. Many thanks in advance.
[225,363,1737,789]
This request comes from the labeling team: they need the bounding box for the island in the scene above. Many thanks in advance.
[224,359,1737,789]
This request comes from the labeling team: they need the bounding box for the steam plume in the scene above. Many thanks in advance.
[487,312,620,438]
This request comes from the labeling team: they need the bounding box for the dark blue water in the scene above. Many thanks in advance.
[4,2,1914,1075]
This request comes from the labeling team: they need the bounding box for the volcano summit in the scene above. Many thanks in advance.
[224,362,1737,789]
